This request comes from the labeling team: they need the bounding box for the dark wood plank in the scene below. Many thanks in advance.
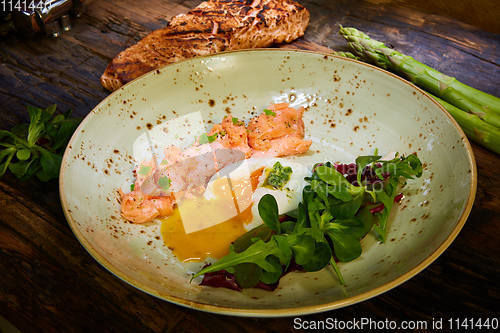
[301,0,499,96]
[382,0,500,34]
[0,0,499,332]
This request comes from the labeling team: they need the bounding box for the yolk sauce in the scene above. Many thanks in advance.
[160,167,264,262]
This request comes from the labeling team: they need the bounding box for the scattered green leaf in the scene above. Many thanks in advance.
[158,176,171,191]
[138,165,152,176]
[198,133,218,144]
[263,108,276,116]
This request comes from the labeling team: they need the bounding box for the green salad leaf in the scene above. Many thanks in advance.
[193,153,423,288]
[258,193,280,233]
[355,155,381,185]
[0,105,81,181]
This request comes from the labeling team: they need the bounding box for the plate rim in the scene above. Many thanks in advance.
[59,48,477,317]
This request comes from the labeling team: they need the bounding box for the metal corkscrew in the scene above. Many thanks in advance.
[0,0,88,37]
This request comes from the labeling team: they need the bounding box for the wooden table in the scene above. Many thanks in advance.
[1,0,498,331]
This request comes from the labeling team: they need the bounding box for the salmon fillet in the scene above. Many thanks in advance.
[248,102,312,156]
[100,0,310,91]
[120,103,310,223]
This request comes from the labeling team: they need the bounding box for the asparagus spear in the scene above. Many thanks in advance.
[339,26,500,128]
[333,48,500,152]
[431,96,500,154]
[332,51,360,60]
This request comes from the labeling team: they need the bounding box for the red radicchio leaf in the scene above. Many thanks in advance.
[370,204,385,214]
[200,269,241,291]
[394,193,404,203]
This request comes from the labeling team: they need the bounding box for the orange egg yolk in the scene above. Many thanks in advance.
[161,167,264,262]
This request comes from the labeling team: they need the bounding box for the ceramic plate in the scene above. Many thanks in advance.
[60,49,476,317]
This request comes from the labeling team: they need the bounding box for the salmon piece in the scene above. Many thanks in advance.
[120,103,311,223]
[100,0,310,91]
[252,135,311,157]
[247,103,312,156]
[209,115,252,157]
[119,190,175,223]
[133,159,157,192]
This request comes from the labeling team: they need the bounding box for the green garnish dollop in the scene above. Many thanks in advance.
[264,162,292,189]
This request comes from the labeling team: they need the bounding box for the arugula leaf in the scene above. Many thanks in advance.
[192,237,284,279]
[231,224,275,288]
[258,194,280,233]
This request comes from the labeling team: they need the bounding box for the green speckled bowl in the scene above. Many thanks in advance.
[60,49,476,317]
